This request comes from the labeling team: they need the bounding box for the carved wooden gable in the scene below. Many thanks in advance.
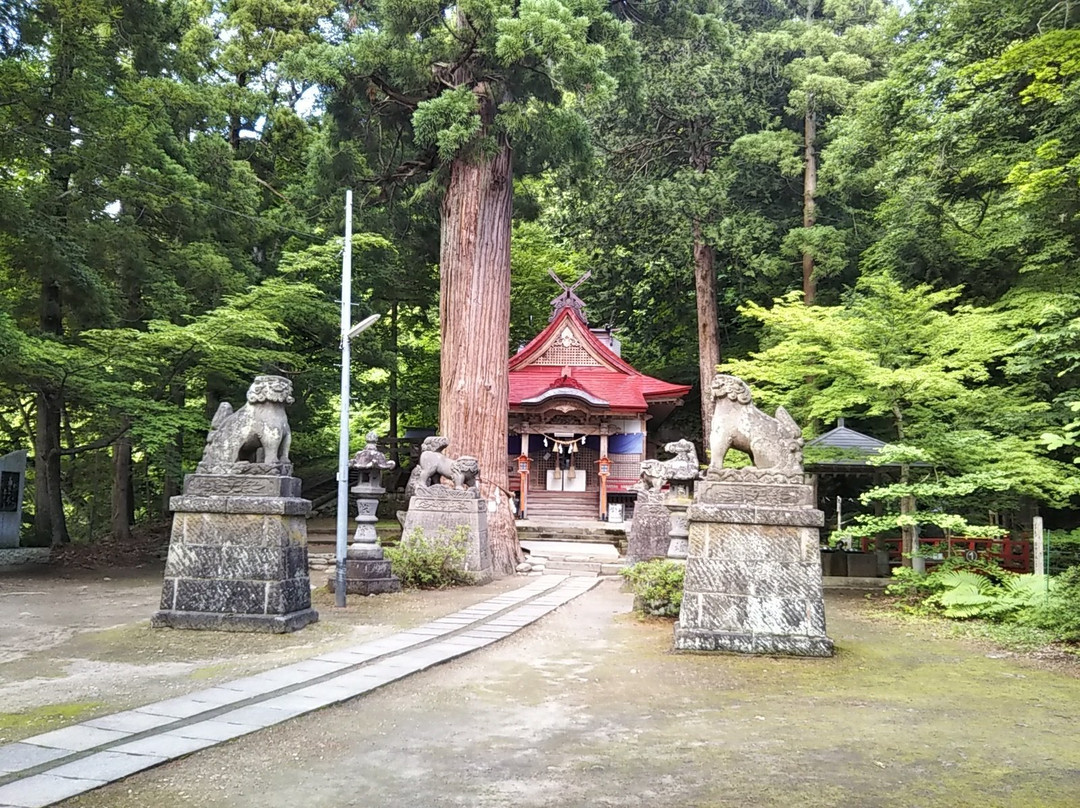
[533,324,602,367]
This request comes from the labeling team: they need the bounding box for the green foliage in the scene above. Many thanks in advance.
[620,559,684,617]
[886,557,1049,621]
[1018,566,1080,642]
[413,89,482,162]
[384,526,474,589]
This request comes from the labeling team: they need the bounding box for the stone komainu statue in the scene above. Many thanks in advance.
[407,436,480,493]
[708,374,804,474]
[633,459,668,492]
[199,375,294,472]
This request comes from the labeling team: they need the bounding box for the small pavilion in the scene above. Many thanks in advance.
[805,418,896,535]
[507,275,690,523]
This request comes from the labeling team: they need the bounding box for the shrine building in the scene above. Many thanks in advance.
[507,278,691,523]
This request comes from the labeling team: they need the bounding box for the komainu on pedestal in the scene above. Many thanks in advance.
[152,375,318,633]
[399,436,493,583]
[674,374,833,657]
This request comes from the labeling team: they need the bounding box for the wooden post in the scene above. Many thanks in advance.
[516,453,531,520]
[597,457,611,521]
[1033,515,1044,576]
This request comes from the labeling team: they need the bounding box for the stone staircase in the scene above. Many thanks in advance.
[520,541,627,578]
[522,489,599,522]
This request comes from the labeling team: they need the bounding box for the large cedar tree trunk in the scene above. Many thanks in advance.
[693,221,720,450]
[438,90,520,576]
[689,135,721,451]
[802,99,817,305]
[34,389,66,547]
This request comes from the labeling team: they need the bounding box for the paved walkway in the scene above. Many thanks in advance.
[0,575,600,808]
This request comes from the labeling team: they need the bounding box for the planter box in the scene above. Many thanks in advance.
[846,552,879,578]
[820,550,848,577]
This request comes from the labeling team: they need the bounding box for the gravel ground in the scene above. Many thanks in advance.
[26,580,1080,808]
[0,563,527,739]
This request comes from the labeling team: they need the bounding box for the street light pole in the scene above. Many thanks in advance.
[334,191,382,608]
[335,190,353,608]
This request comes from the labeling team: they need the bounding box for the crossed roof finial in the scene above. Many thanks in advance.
[549,269,592,324]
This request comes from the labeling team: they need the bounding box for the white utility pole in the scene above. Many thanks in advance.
[334,191,381,607]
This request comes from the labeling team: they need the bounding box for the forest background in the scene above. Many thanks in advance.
[1,0,1079,560]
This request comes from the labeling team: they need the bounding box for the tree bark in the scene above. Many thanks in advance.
[34,388,67,547]
[802,0,818,305]
[389,299,400,468]
[438,86,520,575]
[693,220,720,450]
[689,133,721,453]
[802,98,817,305]
[161,384,185,515]
[111,434,133,541]
[34,276,67,547]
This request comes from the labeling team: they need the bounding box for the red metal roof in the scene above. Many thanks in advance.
[508,308,690,414]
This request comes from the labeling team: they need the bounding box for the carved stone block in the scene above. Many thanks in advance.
[675,478,832,657]
[399,492,493,582]
[154,477,317,633]
[154,376,316,633]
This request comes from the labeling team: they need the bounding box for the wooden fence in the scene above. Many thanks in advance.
[858,536,1033,573]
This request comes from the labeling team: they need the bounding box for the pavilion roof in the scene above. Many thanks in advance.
[806,419,889,460]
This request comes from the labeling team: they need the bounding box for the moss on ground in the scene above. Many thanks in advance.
[0,701,104,737]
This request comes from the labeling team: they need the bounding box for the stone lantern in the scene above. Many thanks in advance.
[335,431,401,595]
[663,439,700,560]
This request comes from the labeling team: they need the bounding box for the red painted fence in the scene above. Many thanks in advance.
[858,536,1033,573]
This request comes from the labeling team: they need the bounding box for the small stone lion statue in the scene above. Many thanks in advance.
[413,436,481,491]
[199,375,294,472]
[708,374,804,474]
[632,459,668,493]
[663,438,701,481]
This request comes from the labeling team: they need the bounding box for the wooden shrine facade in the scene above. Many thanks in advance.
[507,280,690,522]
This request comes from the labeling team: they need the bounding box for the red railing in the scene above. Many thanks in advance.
[858,536,1032,573]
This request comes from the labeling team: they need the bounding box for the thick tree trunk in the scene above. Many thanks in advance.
[438,92,519,576]
[111,434,133,541]
[693,220,721,451]
[389,300,400,468]
[802,100,817,305]
[34,278,68,547]
[161,385,185,514]
[34,389,66,547]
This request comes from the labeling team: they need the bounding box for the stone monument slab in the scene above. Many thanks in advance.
[0,449,27,549]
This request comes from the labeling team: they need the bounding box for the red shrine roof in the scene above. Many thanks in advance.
[508,308,691,414]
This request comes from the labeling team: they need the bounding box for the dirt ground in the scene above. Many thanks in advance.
[3,569,1075,808]
[0,562,526,739]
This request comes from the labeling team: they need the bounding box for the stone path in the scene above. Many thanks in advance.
[0,575,600,808]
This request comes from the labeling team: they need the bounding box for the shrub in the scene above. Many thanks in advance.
[926,570,1047,620]
[885,556,1009,605]
[384,526,473,589]
[1045,529,1080,574]
[884,556,1044,620]
[620,559,684,617]
[1018,566,1080,642]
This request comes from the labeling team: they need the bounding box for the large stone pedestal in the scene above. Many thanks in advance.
[674,475,833,657]
[153,472,318,633]
[400,487,493,583]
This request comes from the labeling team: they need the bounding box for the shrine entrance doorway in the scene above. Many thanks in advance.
[529,434,600,493]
